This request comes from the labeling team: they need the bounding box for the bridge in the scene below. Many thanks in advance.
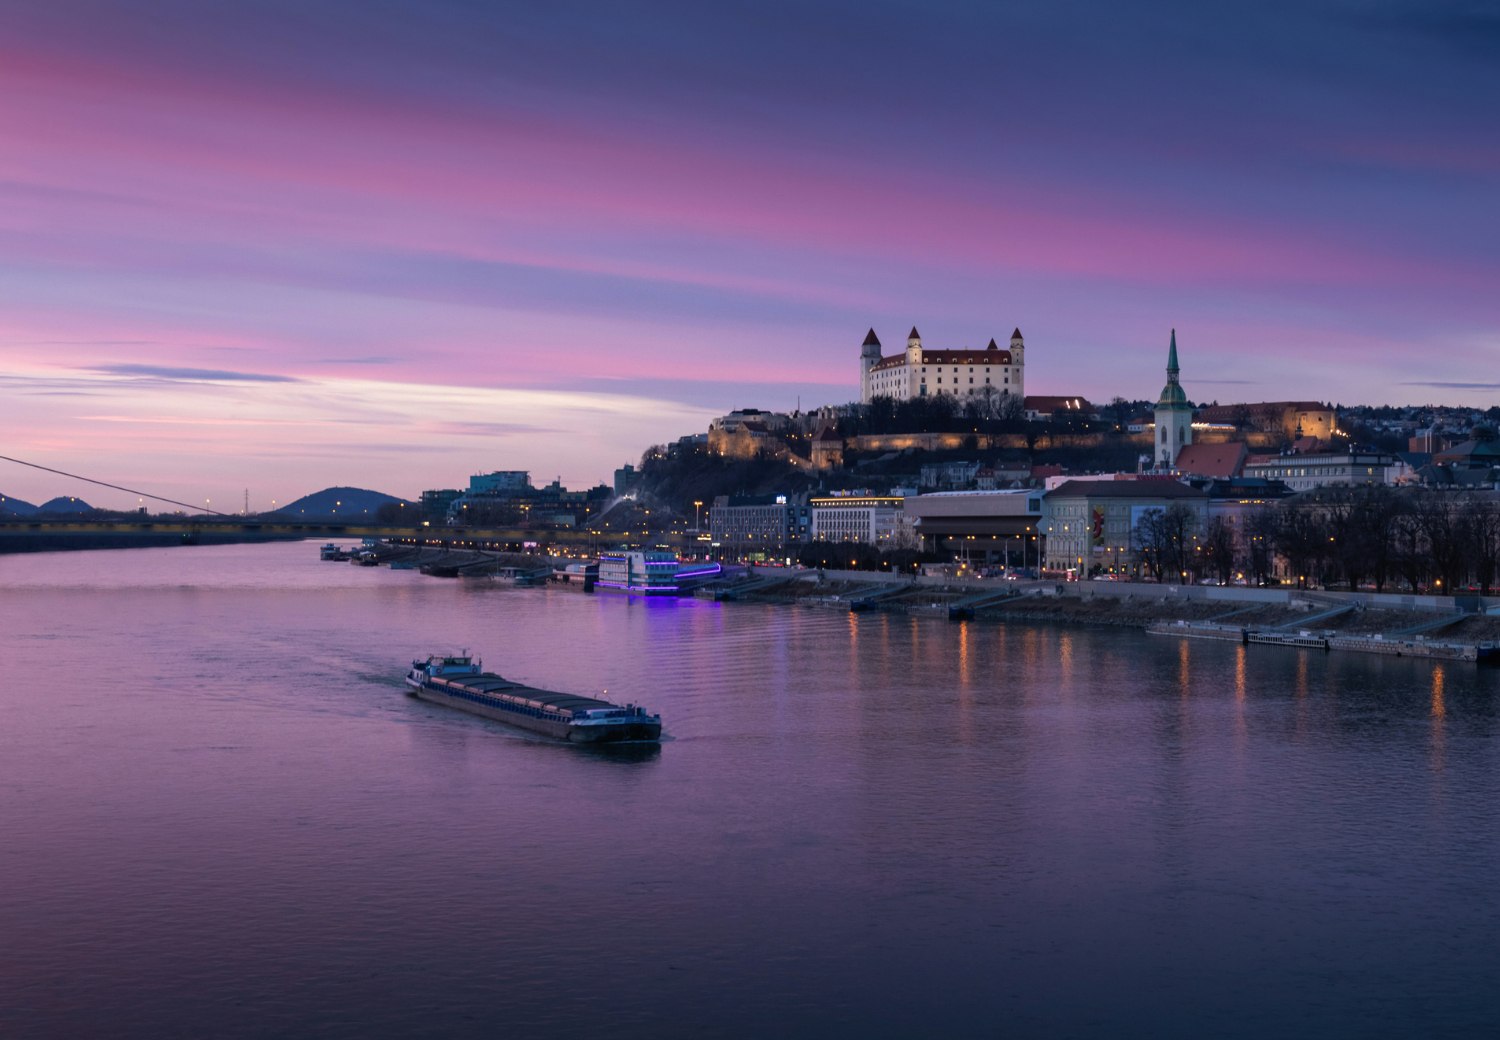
[0,518,694,554]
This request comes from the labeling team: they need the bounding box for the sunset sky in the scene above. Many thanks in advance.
[3,0,1497,509]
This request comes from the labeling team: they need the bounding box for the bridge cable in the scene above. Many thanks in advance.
[0,453,232,517]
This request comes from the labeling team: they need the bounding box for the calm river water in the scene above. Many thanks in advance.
[3,542,1500,1038]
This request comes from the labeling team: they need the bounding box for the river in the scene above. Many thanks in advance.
[2,541,1498,1038]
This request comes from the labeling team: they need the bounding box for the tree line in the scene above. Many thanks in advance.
[1130,487,1500,593]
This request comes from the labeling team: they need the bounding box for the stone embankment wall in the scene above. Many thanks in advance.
[746,565,1493,616]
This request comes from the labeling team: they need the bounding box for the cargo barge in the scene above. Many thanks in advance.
[404,653,662,743]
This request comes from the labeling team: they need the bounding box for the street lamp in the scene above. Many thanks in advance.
[693,500,703,532]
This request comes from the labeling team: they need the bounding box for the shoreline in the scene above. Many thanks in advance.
[355,543,1500,664]
[718,566,1500,663]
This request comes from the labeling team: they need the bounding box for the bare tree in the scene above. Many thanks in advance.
[1274,501,1327,589]
[1244,507,1279,585]
[1133,503,1199,583]
[1391,507,1427,593]
[1203,516,1237,584]
[1413,491,1467,592]
[1463,495,1500,594]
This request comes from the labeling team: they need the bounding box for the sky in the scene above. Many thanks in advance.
[2,0,1498,509]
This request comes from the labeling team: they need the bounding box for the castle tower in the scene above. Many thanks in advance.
[1009,327,1025,368]
[860,328,882,403]
[905,326,922,364]
[1154,328,1193,468]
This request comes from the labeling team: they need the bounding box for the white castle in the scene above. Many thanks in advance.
[860,326,1026,405]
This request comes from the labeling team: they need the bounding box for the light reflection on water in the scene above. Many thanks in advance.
[3,542,1500,1038]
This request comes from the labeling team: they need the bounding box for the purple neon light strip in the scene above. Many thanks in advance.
[596,581,681,591]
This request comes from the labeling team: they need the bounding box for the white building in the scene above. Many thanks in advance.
[809,492,910,546]
[1243,450,1409,491]
[860,327,1026,405]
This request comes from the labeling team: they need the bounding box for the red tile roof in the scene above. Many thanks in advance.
[1172,441,1248,478]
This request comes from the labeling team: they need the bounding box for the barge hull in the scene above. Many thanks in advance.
[408,684,660,742]
[409,684,573,739]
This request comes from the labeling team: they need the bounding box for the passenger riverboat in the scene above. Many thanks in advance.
[404,653,662,743]
[595,550,721,596]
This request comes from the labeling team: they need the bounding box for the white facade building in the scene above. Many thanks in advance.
[860,327,1026,405]
[809,493,909,546]
[1243,450,1408,491]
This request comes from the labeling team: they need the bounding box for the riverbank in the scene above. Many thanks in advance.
[721,566,1500,662]
[347,545,1500,663]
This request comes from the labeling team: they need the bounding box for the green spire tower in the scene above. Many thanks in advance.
[1154,329,1193,468]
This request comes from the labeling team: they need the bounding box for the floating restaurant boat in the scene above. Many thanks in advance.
[595,550,721,596]
[404,653,662,743]
[319,542,350,561]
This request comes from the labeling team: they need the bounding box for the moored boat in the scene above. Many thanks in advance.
[404,653,662,743]
[595,550,721,596]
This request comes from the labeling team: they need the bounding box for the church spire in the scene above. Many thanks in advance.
[1154,328,1192,469]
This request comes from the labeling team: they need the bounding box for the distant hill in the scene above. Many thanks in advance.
[38,496,94,515]
[1,493,39,516]
[270,486,410,520]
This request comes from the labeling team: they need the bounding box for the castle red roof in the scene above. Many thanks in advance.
[869,349,1014,372]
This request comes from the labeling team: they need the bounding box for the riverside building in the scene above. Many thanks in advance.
[809,492,911,547]
[708,493,810,559]
[1042,479,1208,578]
[901,489,1044,568]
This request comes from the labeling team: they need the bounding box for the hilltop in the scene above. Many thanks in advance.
[269,486,411,520]
[1,494,97,516]
[1,493,38,516]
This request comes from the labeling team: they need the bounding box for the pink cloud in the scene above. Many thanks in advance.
[4,38,1484,306]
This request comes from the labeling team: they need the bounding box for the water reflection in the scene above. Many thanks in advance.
[5,543,1500,1039]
